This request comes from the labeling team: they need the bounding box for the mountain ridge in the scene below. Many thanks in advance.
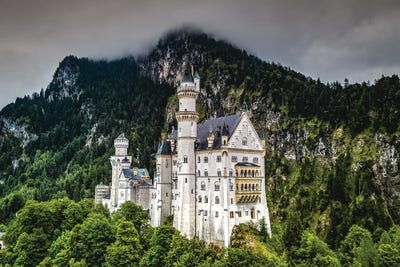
[0,27,399,253]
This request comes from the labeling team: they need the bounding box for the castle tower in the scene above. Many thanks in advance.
[110,133,132,210]
[175,65,200,238]
[153,136,173,226]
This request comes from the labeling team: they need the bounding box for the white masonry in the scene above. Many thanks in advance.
[97,64,271,246]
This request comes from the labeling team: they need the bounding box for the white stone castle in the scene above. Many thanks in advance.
[96,65,271,246]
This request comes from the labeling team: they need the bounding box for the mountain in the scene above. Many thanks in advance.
[1,27,400,254]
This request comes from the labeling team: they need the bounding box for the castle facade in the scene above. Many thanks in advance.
[97,67,271,246]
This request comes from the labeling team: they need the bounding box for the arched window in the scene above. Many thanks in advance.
[198,196,202,202]
[197,170,200,176]
[205,196,209,203]
[204,156,208,163]
[214,182,220,191]
[230,183,234,191]
[231,156,237,162]
[216,155,221,162]
[201,182,206,191]
[215,196,220,204]
[217,169,221,177]
[183,156,188,163]
[204,169,208,176]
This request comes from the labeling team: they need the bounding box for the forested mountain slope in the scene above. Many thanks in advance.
[0,27,400,266]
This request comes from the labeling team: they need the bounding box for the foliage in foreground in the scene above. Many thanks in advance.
[1,198,400,266]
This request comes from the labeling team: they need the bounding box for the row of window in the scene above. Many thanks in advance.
[237,183,260,191]
[196,169,260,177]
[198,196,234,204]
[200,181,235,191]
[197,209,256,220]
[197,155,259,163]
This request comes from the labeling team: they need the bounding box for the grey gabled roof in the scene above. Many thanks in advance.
[121,168,152,186]
[196,113,242,150]
[161,113,243,152]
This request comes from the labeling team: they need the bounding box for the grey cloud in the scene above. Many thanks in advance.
[1,0,400,108]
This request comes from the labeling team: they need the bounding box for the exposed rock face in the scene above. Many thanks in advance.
[46,57,80,102]
[1,117,38,147]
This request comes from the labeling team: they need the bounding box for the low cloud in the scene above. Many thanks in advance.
[1,0,399,108]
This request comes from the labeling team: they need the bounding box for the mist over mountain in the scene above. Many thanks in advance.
[1,27,400,266]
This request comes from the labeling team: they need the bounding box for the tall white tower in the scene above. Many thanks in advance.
[175,65,200,238]
[110,133,131,210]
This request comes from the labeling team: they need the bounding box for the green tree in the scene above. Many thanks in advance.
[112,201,150,233]
[140,225,176,267]
[13,228,50,267]
[294,230,340,267]
[105,220,142,267]
[339,224,376,266]
[68,213,115,266]
[377,243,400,267]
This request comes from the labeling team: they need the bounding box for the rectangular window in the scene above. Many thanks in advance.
[216,155,221,162]
[253,157,259,163]
[215,211,219,217]
[242,156,248,162]
[198,156,201,163]
[204,157,208,163]
[230,211,234,218]
[231,156,237,162]
[238,211,242,217]
[204,210,208,216]
[217,170,221,177]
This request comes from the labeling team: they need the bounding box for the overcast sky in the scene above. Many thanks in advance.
[1,0,399,109]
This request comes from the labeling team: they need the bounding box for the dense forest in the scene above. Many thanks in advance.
[0,28,400,266]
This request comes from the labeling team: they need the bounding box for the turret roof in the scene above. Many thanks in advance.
[156,140,172,155]
[115,133,128,142]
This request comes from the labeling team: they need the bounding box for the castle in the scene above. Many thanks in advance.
[96,66,271,246]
